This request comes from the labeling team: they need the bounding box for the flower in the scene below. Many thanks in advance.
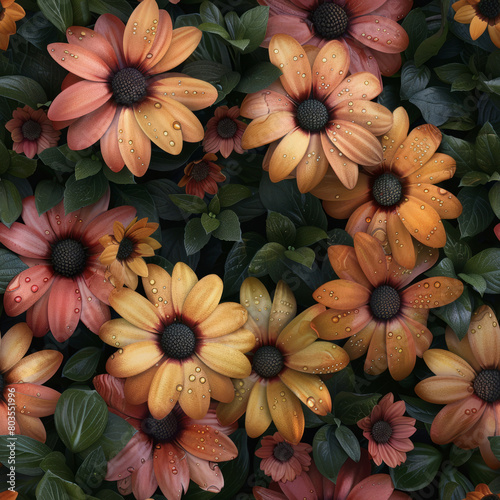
[178,153,226,198]
[310,107,462,269]
[216,278,349,444]
[357,393,416,467]
[5,105,60,158]
[99,262,254,420]
[93,374,238,499]
[0,191,136,341]
[46,0,217,177]
[0,323,62,442]
[0,491,18,500]
[99,217,161,289]
[256,432,312,483]
[0,0,25,51]
[452,0,500,47]
[495,223,500,241]
[257,0,411,80]
[311,232,464,380]
[240,34,392,192]
[464,484,500,499]
[415,305,500,469]
[203,105,247,158]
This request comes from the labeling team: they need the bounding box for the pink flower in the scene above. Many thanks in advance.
[0,191,135,341]
[5,105,60,158]
[93,375,238,500]
[257,0,412,79]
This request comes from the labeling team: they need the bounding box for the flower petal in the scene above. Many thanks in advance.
[240,85,295,120]
[106,432,152,481]
[353,232,389,288]
[216,375,257,426]
[171,262,198,317]
[311,305,372,341]
[94,13,125,67]
[177,424,237,462]
[197,343,252,379]
[406,184,462,219]
[148,358,183,419]
[0,322,32,373]
[195,302,248,339]
[327,244,372,288]
[177,357,211,419]
[241,111,297,149]
[405,153,457,184]
[240,277,272,345]
[363,321,388,375]
[422,349,476,380]
[131,458,158,500]
[467,305,500,370]
[285,340,349,375]
[381,106,409,165]
[313,279,371,309]
[385,317,416,381]
[268,280,297,345]
[99,318,158,347]
[100,108,125,172]
[415,376,474,404]
[402,277,464,309]
[0,222,52,259]
[10,384,60,417]
[154,442,190,500]
[106,341,164,378]
[325,71,382,109]
[349,16,409,54]
[334,100,393,135]
[138,10,173,73]
[5,349,63,385]
[14,413,46,443]
[347,474,395,500]
[386,211,415,269]
[124,362,162,405]
[185,453,224,494]
[182,274,223,327]
[295,132,331,193]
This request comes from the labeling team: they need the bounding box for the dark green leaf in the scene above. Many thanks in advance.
[224,11,245,40]
[490,181,500,218]
[0,178,22,226]
[400,62,431,100]
[212,209,241,241]
[434,63,470,84]
[402,9,428,59]
[451,73,476,92]
[38,145,77,173]
[312,425,348,482]
[458,272,487,296]
[0,248,28,294]
[400,395,441,424]
[62,347,101,382]
[0,140,10,175]
[216,71,241,102]
[200,0,225,26]
[35,180,65,215]
[198,22,231,40]
[248,242,285,276]
[0,435,51,476]
[201,212,221,234]
[475,122,500,174]
[111,183,158,223]
[284,247,315,268]
[464,248,500,294]
[0,75,48,109]
[75,158,102,180]
[414,24,448,67]
[227,38,251,51]
[8,152,37,178]
[64,173,108,214]
[95,491,125,500]
[333,392,381,425]
[490,436,500,460]
[71,0,91,25]
[102,164,135,184]
[335,425,361,462]
[36,470,87,500]
[236,62,282,93]
[239,6,269,53]
[457,186,495,238]
[17,12,62,51]
[87,0,132,22]
[266,211,296,247]
[439,134,476,177]
[169,194,207,214]
[36,0,73,32]
[184,217,211,255]
[294,226,328,248]
[432,286,472,340]
[145,179,186,221]
[218,184,251,207]
[449,445,474,467]
[40,451,75,482]
[182,59,231,83]
[409,87,466,127]
[208,194,220,215]
[75,447,107,493]
[459,171,490,187]
[443,221,471,271]
[439,469,472,500]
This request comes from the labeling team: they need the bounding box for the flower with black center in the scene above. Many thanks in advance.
[452,0,500,47]
[99,217,161,289]
[0,323,62,442]
[216,278,349,444]
[178,153,226,199]
[311,232,464,381]
[93,375,238,499]
[46,0,217,177]
[99,262,254,420]
[0,191,135,341]
[310,107,462,269]
[255,431,312,483]
[203,105,247,158]
[257,0,411,80]
[5,105,60,158]
[415,305,500,469]
[241,35,393,193]
[357,393,416,468]
[465,484,500,499]
[0,0,24,50]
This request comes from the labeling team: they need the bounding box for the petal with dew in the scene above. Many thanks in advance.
[295,132,330,193]
[320,133,359,189]
[0,322,33,373]
[328,244,372,288]
[177,357,211,419]
[245,381,273,438]
[269,127,310,183]
[325,71,382,109]
[467,305,500,370]
[349,16,409,54]
[381,106,410,165]
[141,264,174,321]
[334,101,393,135]
[311,305,372,341]
[406,153,457,184]
[285,341,349,375]
[182,274,223,327]
[217,375,258,426]
[195,302,248,339]
[386,317,416,381]
[106,341,164,378]
[402,277,463,309]
[47,277,82,342]
[364,321,388,376]
[5,349,63,385]
[267,280,297,345]
[406,184,462,219]
[100,109,124,172]
[415,376,474,404]
[154,442,190,500]
[171,262,198,317]
[0,221,52,259]
[185,454,224,494]
[132,458,158,500]
[106,432,152,481]
[342,317,378,360]
[422,349,476,380]
[241,111,297,149]
[10,384,60,417]
[99,318,158,348]
[240,277,272,344]
[201,328,256,352]
[240,86,295,120]
[148,359,183,419]
[178,424,237,462]
[354,232,389,288]
[313,279,371,309]
[197,343,252,379]
[387,211,415,269]
[138,10,173,73]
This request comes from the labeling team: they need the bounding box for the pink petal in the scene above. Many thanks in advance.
[0,221,51,259]
[154,442,190,500]
[185,452,224,493]
[26,286,50,337]
[106,431,153,480]
[94,13,126,68]
[371,0,413,22]
[132,457,158,499]
[100,107,125,172]
[265,15,314,45]
[345,0,386,17]
[77,277,111,334]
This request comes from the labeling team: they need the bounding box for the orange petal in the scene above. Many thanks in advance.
[201,327,256,352]
[245,380,272,438]
[197,343,252,378]
[402,277,464,309]
[240,277,272,345]
[182,274,223,327]
[467,306,500,370]
[147,359,183,419]
[445,325,481,372]
[124,361,162,405]
[177,357,210,419]
[171,262,198,317]
[269,127,310,183]
[10,384,60,417]
[310,169,370,202]
[406,184,462,219]
[415,376,474,404]
[325,71,382,109]
[139,10,173,73]
[312,305,372,341]
[327,244,372,289]
[241,111,297,149]
[240,86,295,120]
[364,321,388,375]
[177,424,237,462]
[334,101,393,135]
[295,132,331,193]
[381,106,410,166]
[100,107,124,172]
[386,211,415,269]
[342,317,377,360]
[142,264,175,324]
[99,318,158,347]
[285,340,350,375]
[353,232,389,288]
[15,413,46,443]
[0,322,32,373]
[105,341,164,377]
[386,317,416,381]
[343,201,378,233]
[469,15,487,39]
[320,133,359,189]
[5,350,63,385]
[422,349,476,380]
[216,375,257,426]
[399,313,433,357]
[195,302,248,339]
[313,279,371,309]
[196,358,235,403]
[405,153,456,184]
[267,281,297,345]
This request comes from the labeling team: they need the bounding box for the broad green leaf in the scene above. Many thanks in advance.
[40,451,75,483]
[459,171,490,187]
[457,186,495,238]
[464,248,500,294]
[489,181,500,218]
[414,23,448,67]
[335,425,361,462]
[75,447,107,493]
[239,5,269,53]
[36,470,87,500]
[145,179,186,221]
[8,151,37,178]
[266,211,296,247]
[432,286,472,340]
[0,435,51,476]
[400,62,431,100]
[399,395,440,424]
[75,158,102,180]
[294,226,328,247]
[0,248,28,294]
[201,212,221,234]
[458,272,487,296]
[402,9,428,59]
[0,178,22,226]
[0,75,48,109]
[236,62,282,93]
[218,184,252,207]
[87,0,132,22]
[475,122,500,174]
[169,194,207,214]
[409,87,466,127]
[434,63,470,84]
[334,392,381,425]
[213,209,241,241]
[312,424,348,482]
[62,347,101,382]
[35,179,65,215]
[248,242,285,276]
[199,0,225,26]
[198,22,230,40]
[0,140,10,175]
[64,172,108,214]
[439,134,476,177]
[37,0,73,33]
[284,247,315,268]
[184,217,211,255]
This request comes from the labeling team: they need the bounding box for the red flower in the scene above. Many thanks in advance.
[178,153,226,198]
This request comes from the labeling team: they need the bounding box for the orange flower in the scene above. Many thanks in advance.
[217,278,349,444]
[178,153,226,198]
[0,0,25,51]
[0,323,62,443]
[311,232,464,381]
[99,217,161,289]
[464,484,500,499]
[452,0,500,47]
[99,262,254,420]
[0,492,17,500]
[240,34,393,192]
[415,305,500,469]
[47,0,217,177]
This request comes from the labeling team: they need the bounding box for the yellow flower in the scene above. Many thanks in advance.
[0,0,25,51]
[452,0,500,47]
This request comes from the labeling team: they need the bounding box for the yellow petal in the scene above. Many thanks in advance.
[381,106,410,166]
[216,375,258,426]
[171,262,198,317]
[99,318,158,347]
[415,376,474,404]
[197,343,252,378]
[268,280,297,345]
[182,274,223,326]
[142,264,175,324]
[240,277,272,344]
[245,380,272,438]
[195,302,248,339]
[285,341,349,375]
[0,322,32,373]
[201,328,256,352]
[147,359,183,419]
[178,357,211,419]
[467,305,500,370]
[5,350,63,385]
[105,341,164,378]
[124,362,162,405]
[422,349,476,380]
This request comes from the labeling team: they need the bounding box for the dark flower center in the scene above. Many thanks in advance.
[273,442,294,462]
[191,161,211,182]
[312,3,349,40]
[252,345,284,378]
[116,237,134,260]
[473,369,500,403]
[371,420,393,444]
[217,117,238,138]
[160,323,196,360]
[51,239,87,278]
[370,285,401,320]
[141,412,179,443]
[478,0,500,19]
[21,120,42,141]
[111,67,148,106]
[296,99,329,132]
[372,173,403,207]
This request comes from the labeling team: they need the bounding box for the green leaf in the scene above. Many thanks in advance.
[449,445,474,467]
[218,184,252,207]
[443,222,471,271]
[400,395,440,424]
[459,171,491,187]
[110,183,157,223]
[145,179,185,222]
[71,0,91,25]
[199,0,225,26]
[434,63,470,84]
[457,186,495,238]
[102,164,135,184]
[40,451,75,483]
[184,217,211,255]
[0,178,22,226]
[169,194,207,214]
[236,62,282,93]
[38,145,77,173]
[35,180,65,215]
[409,87,466,127]
[402,9,428,60]
[87,0,132,22]
[62,347,101,382]
[294,226,328,248]
[451,73,476,92]
[390,444,442,491]
[239,5,269,53]
[439,134,476,177]
[75,447,107,493]
[213,209,241,241]
[312,425,348,482]
[0,140,10,175]
[8,151,37,179]
[95,491,125,500]
[490,436,500,460]
[75,158,102,180]
[335,425,361,462]
[224,11,245,40]
[400,62,431,100]
[333,392,382,425]
[266,211,296,247]
[198,22,231,40]
[36,470,87,500]
[208,194,221,215]
[0,435,51,476]
[182,59,231,83]
[0,75,48,109]
[464,248,500,294]
[227,38,251,51]
[458,272,487,296]
[490,182,500,222]
[37,0,73,32]
[64,173,108,214]
[55,389,108,453]
[0,248,28,294]
[248,242,285,276]
[201,212,221,234]
[217,71,241,102]
[432,286,472,341]
[284,247,315,268]
[439,468,472,500]
[414,23,448,67]
[475,122,500,174]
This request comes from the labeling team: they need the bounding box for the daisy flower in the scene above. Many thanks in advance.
[178,153,226,198]
[99,262,254,420]
[5,106,60,158]
[0,191,135,341]
[240,34,392,192]
[465,484,500,499]
[0,323,62,442]
[46,0,217,176]
[0,0,24,51]
[311,232,464,380]
[357,393,416,467]
[452,0,500,47]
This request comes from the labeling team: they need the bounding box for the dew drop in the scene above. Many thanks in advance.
[31,285,39,293]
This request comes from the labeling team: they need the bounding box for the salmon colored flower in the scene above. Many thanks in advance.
[0,323,62,442]
[93,375,237,499]
[240,34,392,193]
[357,393,416,467]
[99,262,254,420]
[0,492,18,500]
[452,0,500,47]
[178,153,226,198]
[0,191,135,341]
[495,223,500,241]
[217,278,349,444]
[203,105,247,158]
[415,305,500,469]
[311,232,464,381]
[5,106,60,158]
[99,217,161,289]
[0,0,24,51]
[464,483,500,499]
[47,0,217,177]
[311,107,462,269]
[257,0,412,80]
[256,432,312,483]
